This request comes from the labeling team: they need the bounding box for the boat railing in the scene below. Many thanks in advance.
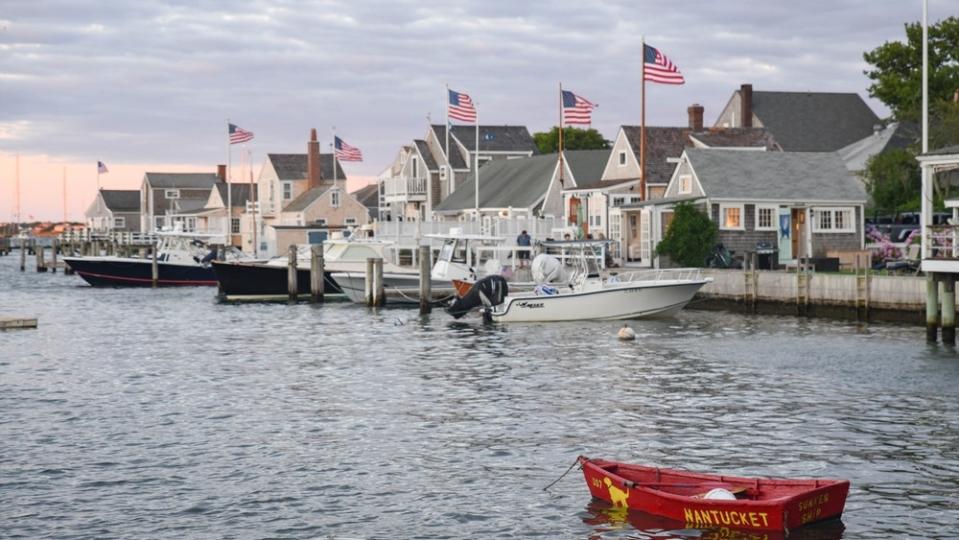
[612,267,705,283]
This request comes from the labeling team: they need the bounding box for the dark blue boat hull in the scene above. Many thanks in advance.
[211,261,342,298]
[64,258,217,287]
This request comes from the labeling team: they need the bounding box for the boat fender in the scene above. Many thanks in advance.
[618,325,636,341]
[703,488,737,500]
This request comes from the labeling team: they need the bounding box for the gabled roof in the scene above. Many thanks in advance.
[684,148,867,202]
[434,154,558,212]
[145,172,220,189]
[621,126,781,184]
[215,183,256,208]
[689,127,779,149]
[621,126,691,185]
[565,149,612,186]
[750,91,880,152]
[414,140,439,171]
[267,153,346,181]
[431,124,537,154]
[351,184,379,213]
[283,184,349,213]
[429,125,468,169]
[100,189,140,212]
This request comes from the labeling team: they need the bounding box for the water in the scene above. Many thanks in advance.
[2,255,958,539]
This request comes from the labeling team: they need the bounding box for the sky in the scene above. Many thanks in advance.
[0,0,945,221]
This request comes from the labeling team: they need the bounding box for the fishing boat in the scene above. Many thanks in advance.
[63,233,249,287]
[447,241,710,322]
[578,456,849,534]
[331,270,455,305]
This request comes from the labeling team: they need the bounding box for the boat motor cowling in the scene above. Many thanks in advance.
[446,275,509,319]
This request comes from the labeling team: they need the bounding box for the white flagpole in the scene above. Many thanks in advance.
[922,0,928,155]
[445,84,452,192]
[96,161,100,191]
[474,104,479,218]
[249,147,258,258]
[332,126,338,187]
[62,166,67,225]
[226,119,232,242]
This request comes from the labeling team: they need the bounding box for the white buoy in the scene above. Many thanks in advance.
[617,324,636,341]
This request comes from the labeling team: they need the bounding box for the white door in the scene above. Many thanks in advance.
[640,208,652,268]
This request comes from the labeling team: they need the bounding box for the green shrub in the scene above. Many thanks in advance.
[654,203,717,267]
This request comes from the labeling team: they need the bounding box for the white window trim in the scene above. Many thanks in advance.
[282,182,292,200]
[113,216,125,228]
[165,189,180,200]
[812,207,856,233]
[618,150,627,167]
[754,204,778,231]
[331,190,340,208]
[231,217,240,234]
[719,203,745,231]
[345,217,357,226]
[678,174,692,195]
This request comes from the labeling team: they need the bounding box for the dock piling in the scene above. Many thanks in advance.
[50,239,58,273]
[35,244,46,272]
[151,244,159,288]
[927,274,939,342]
[942,276,956,345]
[419,244,431,314]
[287,244,298,302]
[310,244,325,303]
[365,257,374,306]
[372,258,384,307]
[19,238,26,271]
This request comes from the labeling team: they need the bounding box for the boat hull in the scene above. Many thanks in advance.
[332,272,455,305]
[579,457,849,533]
[492,279,708,322]
[63,257,217,287]
[211,261,343,300]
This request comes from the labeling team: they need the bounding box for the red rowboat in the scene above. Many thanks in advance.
[578,456,849,534]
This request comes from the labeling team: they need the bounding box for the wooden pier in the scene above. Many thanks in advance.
[0,317,38,330]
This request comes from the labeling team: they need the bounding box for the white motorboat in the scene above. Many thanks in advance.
[447,241,710,322]
[487,268,711,322]
[329,271,455,305]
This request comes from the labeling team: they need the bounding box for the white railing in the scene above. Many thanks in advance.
[613,268,705,283]
[59,230,160,245]
[926,226,958,259]
[383,176,427,198]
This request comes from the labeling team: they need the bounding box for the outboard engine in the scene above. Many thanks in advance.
[447,275,509,319]
[531,254,565,283]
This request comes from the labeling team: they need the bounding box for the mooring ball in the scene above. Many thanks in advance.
[617,325,636,341]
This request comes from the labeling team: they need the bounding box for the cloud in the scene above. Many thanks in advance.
[0,0,929,183]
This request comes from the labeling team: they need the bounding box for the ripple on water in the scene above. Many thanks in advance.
[1,257,958,538]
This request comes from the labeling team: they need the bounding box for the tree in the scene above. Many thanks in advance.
[863,16,959,121]
[532,127,610,154]
[864,148,922,215]
[654,203,717,267]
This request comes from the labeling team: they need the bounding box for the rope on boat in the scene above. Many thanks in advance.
[542,456,581,492]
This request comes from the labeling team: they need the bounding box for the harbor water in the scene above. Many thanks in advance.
[2,254,958,539]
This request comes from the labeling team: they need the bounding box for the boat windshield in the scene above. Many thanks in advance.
[438,239,467,263]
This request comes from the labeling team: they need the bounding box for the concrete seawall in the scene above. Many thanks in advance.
[692,269,925,324]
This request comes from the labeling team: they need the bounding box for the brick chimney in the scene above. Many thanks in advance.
[740,84,753,128]
[307,128,321,189]
[216,164,227,182]
[687,104,704,132]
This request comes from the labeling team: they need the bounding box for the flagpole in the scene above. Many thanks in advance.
[96,161,100,191]
[332,126,338,187]
[474,104,479,219]
[559,82,565,186]
[445,83,452,192]
[249,147,258,258]
[640,36,647,202]
[15,154,20,226]
[226,118,232,242]
[62,166,67,225]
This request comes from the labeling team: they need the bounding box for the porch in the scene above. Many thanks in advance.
[383,176,427,203]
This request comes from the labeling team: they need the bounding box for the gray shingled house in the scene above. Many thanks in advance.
[140,170,223,233]
[617,149,867,268]
[380,124,536,221]
[85,189,141,233]
[432,150,608,220]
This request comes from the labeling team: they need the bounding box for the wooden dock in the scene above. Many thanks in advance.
[0,317,38,330]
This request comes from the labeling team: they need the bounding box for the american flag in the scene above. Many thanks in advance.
[448,89,477,123]
[229,123,254,144]
[643,44,685,85]
[334,136,363,162]
[561,90,597,125]
[97,161,109,174]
